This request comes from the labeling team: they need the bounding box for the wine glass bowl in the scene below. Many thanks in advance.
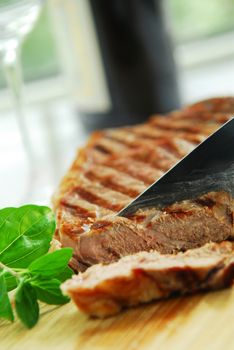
[0,0,42,50]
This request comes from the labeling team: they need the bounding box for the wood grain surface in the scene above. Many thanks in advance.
[1,287,234,350]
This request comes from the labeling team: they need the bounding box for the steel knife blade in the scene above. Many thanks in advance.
[118,117,234,217]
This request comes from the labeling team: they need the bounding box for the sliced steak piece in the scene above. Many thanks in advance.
[75,192,234,267]
[62,241,234,318]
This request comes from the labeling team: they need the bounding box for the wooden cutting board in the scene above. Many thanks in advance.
[1,287,234,350]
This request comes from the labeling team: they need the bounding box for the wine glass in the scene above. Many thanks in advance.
[0,0,44,203]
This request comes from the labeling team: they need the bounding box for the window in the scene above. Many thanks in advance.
[167,0,234,103]
[168,0,234,43]
[0,1,234,101]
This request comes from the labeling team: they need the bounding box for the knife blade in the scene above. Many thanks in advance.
[119,117,234,217]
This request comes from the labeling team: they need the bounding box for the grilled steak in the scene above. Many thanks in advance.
[54,97,234,271]
[62,241,234,317]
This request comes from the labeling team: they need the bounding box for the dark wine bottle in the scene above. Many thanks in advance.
[52,0,180,130]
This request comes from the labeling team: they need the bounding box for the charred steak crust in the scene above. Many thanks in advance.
[53,97,234,271]
[62,241,234,317]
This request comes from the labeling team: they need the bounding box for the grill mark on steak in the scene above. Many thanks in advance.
[85,151,165,186]
[101,158,163,184]
[83,164,146,198]
[128,146,179,171]
[184,97,234,114]
[94,144,112,154]
[105,129,148,148]
[149,117,221,135]
[94,138,129,155]
[130,124,205,144]
[106,129,196,156]
[60,193,114,218]
[60,201,97,219]
[151,114,217,131]
[84,172,141,198]
[73,187,125,212]
[88,176,140,198]
[107,130,196,158]
[86,149,110,164]
[93,134,180,171]
[169,110,231,124]
[71,177,132,213]
[154,138,196,158]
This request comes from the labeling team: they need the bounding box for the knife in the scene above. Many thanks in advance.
[119,117,234,217]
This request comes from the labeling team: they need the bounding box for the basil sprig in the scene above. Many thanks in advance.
[0,205,73,328]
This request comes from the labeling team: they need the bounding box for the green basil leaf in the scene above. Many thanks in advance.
[0,273,14,322]
[54,265,73,283]
[0,270,17,292]
[0,205,55,268]
[15,281,39,328]
[30,278,70,305]
[28,248,73,278]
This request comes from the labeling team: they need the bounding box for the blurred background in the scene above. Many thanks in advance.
[1,0,234,207]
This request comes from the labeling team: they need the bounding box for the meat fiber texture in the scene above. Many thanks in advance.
[53,97,234,271]
[75,191,234,267]
[62,241,234,317]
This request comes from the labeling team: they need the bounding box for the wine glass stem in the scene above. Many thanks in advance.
[1,44,34,167]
